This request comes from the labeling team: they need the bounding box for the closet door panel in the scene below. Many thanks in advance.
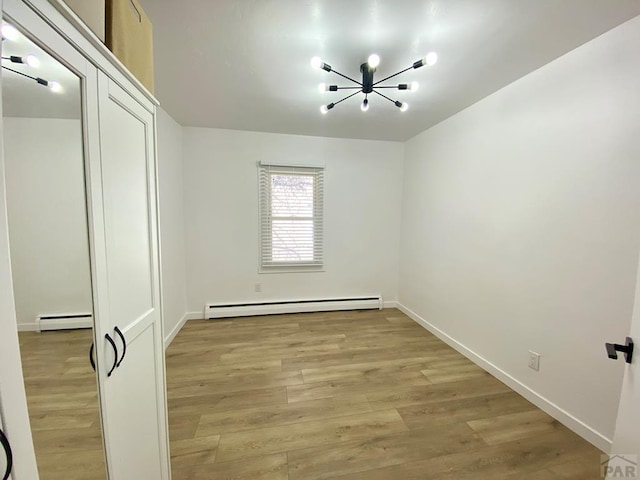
[100,80,154,323]
[96,71,169,480]
[110,326,163,479]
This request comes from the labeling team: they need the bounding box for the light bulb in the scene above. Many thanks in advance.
[425,51,438,66]
[310,56,322,69]
[367,54,380,69]
[400,102,409,112]
[320,105,329,114]
[25,54,40,68]
[318,83,327,93]
[1,24,19,41]
[49,81,62,93]
[361,98,369,112]
[410,81,419,92]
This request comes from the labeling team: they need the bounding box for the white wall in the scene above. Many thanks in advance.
[3,117,92,330]
[399,16,640,450]
[156,108,188,345]
[182,127,403,313]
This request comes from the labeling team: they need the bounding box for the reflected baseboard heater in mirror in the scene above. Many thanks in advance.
[206,296,382,319]
[36,313,93,332]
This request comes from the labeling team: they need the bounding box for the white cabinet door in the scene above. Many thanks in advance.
[92,72,169,480]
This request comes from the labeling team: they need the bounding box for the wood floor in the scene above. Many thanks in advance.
[18,329,107,480]
[165,309,604,480]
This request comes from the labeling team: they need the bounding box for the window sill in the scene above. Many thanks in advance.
[259,265,325,274]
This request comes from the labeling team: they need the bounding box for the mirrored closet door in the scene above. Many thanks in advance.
[1,17,106,480]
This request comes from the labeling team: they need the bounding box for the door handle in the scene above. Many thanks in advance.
[89,342,96,372]
[605,337,634,364]
[105,334,118,377]
[114,326,127,368]
[0,428,13,480]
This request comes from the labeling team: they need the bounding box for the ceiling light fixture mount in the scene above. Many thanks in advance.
[311,51,437,113]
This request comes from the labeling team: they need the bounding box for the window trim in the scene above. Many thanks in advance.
[258,163,324,272]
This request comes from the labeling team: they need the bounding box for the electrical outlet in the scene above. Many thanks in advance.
[528,351,541,371]
[254,283,262,293]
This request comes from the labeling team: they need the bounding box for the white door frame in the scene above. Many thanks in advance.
[607,251,640,479]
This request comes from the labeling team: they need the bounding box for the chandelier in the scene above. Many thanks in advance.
[1,23,61,92]
[311,52,437,114]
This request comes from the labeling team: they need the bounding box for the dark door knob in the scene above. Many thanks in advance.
[0,428,12,480]
[114,326,127,368]
[105,333,118,377]
[89,342,96,372]
[605,337,634,364]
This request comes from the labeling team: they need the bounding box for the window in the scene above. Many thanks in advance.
[259,163,324,268]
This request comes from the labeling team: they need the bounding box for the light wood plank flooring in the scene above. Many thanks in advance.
[166,309,604,480]
[18,329,107,480]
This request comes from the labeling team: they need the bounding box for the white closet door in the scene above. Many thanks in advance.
[94,71,169,480]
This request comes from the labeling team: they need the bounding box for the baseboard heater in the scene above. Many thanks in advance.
[205,296,382,319]
[36,313,93,332]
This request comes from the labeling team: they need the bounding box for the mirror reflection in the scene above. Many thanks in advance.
[2,20,106,480]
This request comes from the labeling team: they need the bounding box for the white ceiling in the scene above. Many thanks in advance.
[139,0,640,142]
[1,21,81,119]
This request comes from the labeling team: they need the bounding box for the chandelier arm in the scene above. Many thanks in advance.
[372,89,398,105]
[2,65,42,82]
[336,86,362,90]
[372,66,413,86]
[333,90,362,107]
[2,65,34,80]
[330,69,362,86]
[374,85,402,89]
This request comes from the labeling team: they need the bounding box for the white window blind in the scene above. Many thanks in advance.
[259,163,324,268]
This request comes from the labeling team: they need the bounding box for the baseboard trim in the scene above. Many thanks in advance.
[396,302,612,453]
[164,313,190,349]
[36,314,92,332]
[205,296,383,319]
